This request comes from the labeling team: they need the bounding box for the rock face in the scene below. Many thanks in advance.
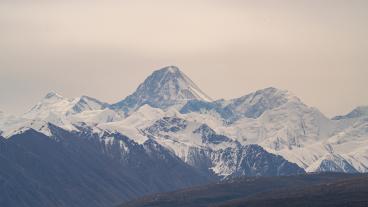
[210,144,305,177]
[0,122,302,207]
[307,154,359,173]
[193,124,231,144]
[0,126,212,207]
[112,66,212,114]
[1,66,368,207]
[142,116,305,177]
[179,85,368,174]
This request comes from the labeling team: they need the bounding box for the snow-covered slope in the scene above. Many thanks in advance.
[306,153,359,173]
[25,92,121,124]
[333,106,368,120]
[140,115,303,177]
[142,116,237,154]
[181,87,301,122]
[24,92,110,120]
[179,86,368,173]
[1,92,122,138]
[222,87,301,120]
[112,66,212,115]
[0,125,213,207]
[1,66,367,176]
[213,95,368,173]
[98,105,168,144]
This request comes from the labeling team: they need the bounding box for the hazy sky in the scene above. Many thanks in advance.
[0,0,367,117]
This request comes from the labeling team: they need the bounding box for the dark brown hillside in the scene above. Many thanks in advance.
[216,175,368,207]
[121,173,367,207]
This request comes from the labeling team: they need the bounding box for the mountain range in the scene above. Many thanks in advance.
[1,66,367,207]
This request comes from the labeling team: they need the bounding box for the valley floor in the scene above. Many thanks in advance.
[121,173,368,207]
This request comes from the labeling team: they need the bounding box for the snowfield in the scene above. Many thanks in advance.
[1,66,367,175]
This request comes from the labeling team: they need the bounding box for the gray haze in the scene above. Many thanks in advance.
[0,0,367,117]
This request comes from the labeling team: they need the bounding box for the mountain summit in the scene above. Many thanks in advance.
[112,66,212,114]
[332,105,368,120]
[24,92,109,120]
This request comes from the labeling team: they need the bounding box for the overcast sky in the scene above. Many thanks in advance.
[0,0,367,117]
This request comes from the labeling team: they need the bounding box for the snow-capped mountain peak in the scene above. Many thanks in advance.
[333,105,368,120]
[24,92,110,121]
[112,66,212,114]
[227,87,302,114]
[68,95,109,115]
[1,66,368,177]
[165,65,180,73]
[44,91,63,100]
[181,87,304,122]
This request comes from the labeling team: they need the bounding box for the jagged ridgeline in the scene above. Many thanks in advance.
[1,66,367,207]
